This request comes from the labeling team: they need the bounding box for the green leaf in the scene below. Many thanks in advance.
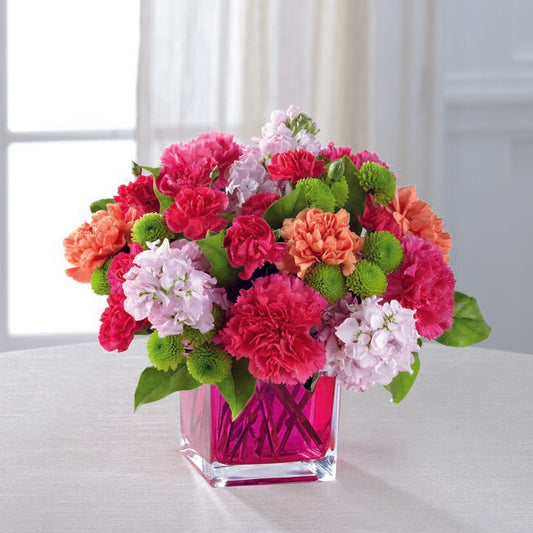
[327,159,345,182]
[384,352,420,404]
[152,179,175,214]
[134,327,152,336]
[134,365,200,410]
[131,161,161,179]
[141,165,161,178]
[131,161,142,177]
[341,156,366,234]
[216,358,257,419]
[437,291,491,347]
[90,198,114,213]
[262,188,307,229]
[197,231,241,287]
[303,372,321,392]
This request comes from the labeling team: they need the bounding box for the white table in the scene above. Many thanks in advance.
[1,340,532,532]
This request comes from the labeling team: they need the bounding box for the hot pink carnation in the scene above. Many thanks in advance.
[157,132,242,195]
[218,274,328,384]
[99,290,148,352]
[113,174,160,217]
[320,142,389,169]
[358,195,403,239]
[164,186,228,240]
[240,192,280,216]
[383,236,455,339]
[267,149,326,184]
[107,243,143,295]
[223,215,286,280]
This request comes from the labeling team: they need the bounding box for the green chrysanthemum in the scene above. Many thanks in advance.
[359,162,396,205]
[90,258,112,295]
[186,343,232,384]
[183,326,211,348]
[131,213,173,248]
[183,305,225,348]
[304,263,346,304]
[346,259,387,299]
[296,178,336,212]
[211,304,225,330]
[330,178,349,209]
[147,331,186,371]
[363,231,403,275]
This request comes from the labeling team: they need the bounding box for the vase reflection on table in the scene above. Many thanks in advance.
[180,376,340,487]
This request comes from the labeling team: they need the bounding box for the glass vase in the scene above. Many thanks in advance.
[179,376,340,487]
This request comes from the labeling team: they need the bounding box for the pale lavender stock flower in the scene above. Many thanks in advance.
[321,296,419,392]
[123,239,224,337]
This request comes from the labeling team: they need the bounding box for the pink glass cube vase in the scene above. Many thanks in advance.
[179,376,340,487]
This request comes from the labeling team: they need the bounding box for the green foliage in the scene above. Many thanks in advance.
[90,198,114,214]
[303,372,321,392]
[286,112,319,136]
[363,231,403,275]
[131,161,142,177]
[330,179,349,209]
[183,326,211,348]
[341,156,366,234]
[90,258,112,295]
[327,159,345,182]
[211,304,225,330]
[346,259,387,298]
[187,343,233,384]
[152,180,174,214]
[359,162,396,205]
[304,263,346,304]
[134,365,200,410]
[437,292,491,347]
[296,178,336,212]
[384,352,420,403]
[147,331,186,371]
[131,213,173,248]
[183,305,226,348]
[262,188,307,228]
[216,358,257,420]
[197,231,241,287]
[132,161,161,179]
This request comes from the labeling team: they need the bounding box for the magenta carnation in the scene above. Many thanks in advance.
[113,174,160,217]
[107,243,143,295]
[358,195,402,238]
[164,186,228,240]
[218,273,328,384]
[267,149,326,184]
[223,215,286,280]
[383,236,455,339]
[240,192,280,216]
[99,290,147,352]
[320,142,389,169]
[157,132,242,195]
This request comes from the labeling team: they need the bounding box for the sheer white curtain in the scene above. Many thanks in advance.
[136,0,374,163]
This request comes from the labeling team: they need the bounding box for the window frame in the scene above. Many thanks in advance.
[0,0,137,351]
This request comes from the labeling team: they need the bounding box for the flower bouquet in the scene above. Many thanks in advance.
[64,105,490,486]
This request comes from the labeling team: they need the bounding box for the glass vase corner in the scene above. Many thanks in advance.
[179,376,341,487]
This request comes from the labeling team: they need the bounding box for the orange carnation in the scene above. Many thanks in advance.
[278,208,363,278]
[64,204,137,283]
[387,186,451,262]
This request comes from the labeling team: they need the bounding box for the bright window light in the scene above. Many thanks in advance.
[7,0,139,131]
[8,140,136,335]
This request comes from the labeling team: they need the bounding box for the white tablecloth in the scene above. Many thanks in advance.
[1,340,532,532]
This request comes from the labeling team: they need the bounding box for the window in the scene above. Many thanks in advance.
[1,0,140,350]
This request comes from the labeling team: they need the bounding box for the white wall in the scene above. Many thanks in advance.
[375,0,533,354]
[439,0,533,354]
